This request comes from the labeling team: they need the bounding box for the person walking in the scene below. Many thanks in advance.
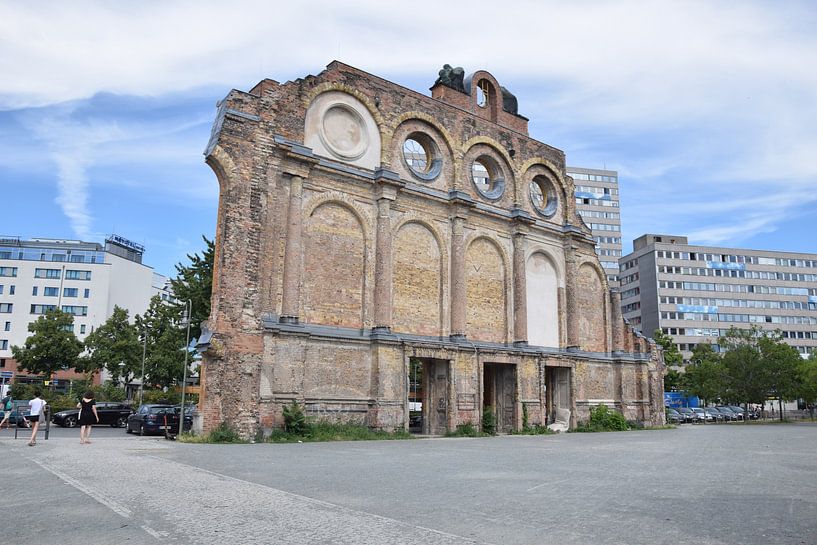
[27,390,47,446]
[0,390,12,430]
[77,391,99,444]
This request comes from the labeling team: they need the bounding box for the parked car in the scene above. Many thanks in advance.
[665,407,684,424]
[725,406,747,420]
[691,407,715,422]
[52,402,133,428]
[126,404,192,436]
[677,407,699,423]
[714,406,739,421]
[706,407,729,422]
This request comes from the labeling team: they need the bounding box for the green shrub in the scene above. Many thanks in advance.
[522,403,529,430]
[141,389,179,405]
[208,422,243,443]
[575,404,629,432]
[482,407,496,435]
[266,421,412,443]
[282,400,307,434]
[445,422,484,437]
[510,424,554,435]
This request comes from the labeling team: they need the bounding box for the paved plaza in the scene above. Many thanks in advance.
[2,424,816,545]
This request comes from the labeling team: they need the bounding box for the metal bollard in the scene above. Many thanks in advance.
[44,405,50,440]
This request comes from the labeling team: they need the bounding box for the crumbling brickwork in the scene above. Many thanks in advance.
[200,61,665,438]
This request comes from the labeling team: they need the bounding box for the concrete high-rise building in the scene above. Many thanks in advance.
[568,167,622,287]
[619,234,817,360]
[0,235,171,385]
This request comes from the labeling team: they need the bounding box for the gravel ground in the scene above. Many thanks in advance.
[2,423,816,545]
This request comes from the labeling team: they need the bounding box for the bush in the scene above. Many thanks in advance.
[510,424,554,436]
[282,400,307,434]
[575,404,629,432]
[141,389,179,405]
[266,421,412,443]
[208,422,243,443]
[482,407,496,435]
[445,422,484,437]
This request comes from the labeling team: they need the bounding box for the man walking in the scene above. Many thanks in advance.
[27,390,47,446]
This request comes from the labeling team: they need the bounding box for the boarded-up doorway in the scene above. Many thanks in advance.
[408,357,449,435]
[546,366,571,424]
[483,363,517,433]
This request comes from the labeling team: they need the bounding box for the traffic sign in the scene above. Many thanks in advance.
[0,371,13,379]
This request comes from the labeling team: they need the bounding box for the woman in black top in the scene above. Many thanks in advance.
[77,391,99,444]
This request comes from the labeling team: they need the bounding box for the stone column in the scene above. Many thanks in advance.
[449,214,467,340]
[564,244,580,348]
[280,174,304,323]
[512,231,528,345]
[373,188,395,333]
[610,289,624,353]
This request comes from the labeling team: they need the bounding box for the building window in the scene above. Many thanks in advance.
[8,285,14,295]
[30,304,55,314]
[470,156,505,200]
[65,270,91,281]
[43,287,59,297]
[402,133,442,181]
[0,267,17,277]
[63,287,78,298]
[83,288,90,298]
[0,340,7,350]
[80,324,86,334]
[476,79,490,108]
[3,322,9,331]
[31,286,37,296]
[34,268,61,279]
[0,358,5,368]
[0,304,12,313]
[61,305,88,316]
[0,285,3,295]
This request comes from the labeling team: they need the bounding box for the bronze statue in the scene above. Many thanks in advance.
[434,64,465,92]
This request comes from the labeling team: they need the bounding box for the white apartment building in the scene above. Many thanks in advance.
[567,166,622,287]
[0,235,169,383]
[619,234,817,361]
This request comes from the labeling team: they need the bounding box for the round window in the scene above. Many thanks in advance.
[402,133,442,181]
[470,156,505,200]
[529,176,558,217]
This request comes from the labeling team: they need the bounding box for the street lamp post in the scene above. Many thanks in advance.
[139,327,147,407]
[179,300,192,436]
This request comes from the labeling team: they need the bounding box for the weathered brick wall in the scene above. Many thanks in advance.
[200,61,666,437]
[465,237,508,343]
[302,201,367,328]
[392,221,443,336]
[576,262,607,352]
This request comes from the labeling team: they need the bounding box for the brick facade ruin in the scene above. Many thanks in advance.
[199,61,665,438]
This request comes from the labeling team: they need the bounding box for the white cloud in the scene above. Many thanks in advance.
[1,0,816,250]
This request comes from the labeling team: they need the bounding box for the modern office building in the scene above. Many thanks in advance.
[568,166,622,286]
[619,234,817,361]
[0,235,170,384]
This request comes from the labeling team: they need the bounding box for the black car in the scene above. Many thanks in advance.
[126,404,192,436]
[665,407,684,424]
[52,402,133,428]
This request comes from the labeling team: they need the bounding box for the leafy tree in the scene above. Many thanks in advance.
[82,306,142,386]
[758,332,802,420]
[683,343,725,405]
[652,329,683,366]
[719,326,769,406]
[170,236,214,341]
[135,295,185,389]
[653,329,683,391]
[796,354,817,420]
[12,309,83,379]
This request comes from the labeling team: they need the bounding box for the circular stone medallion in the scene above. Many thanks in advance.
[320,104,368,160]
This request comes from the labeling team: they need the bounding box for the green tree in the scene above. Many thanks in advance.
[683,343,725,405]
[11,309,83,379]
[795,354,817,420]
[653,329,683,391]
[170,236,214,341]
[82,306,142,386]
[719,326,769,406]
[135,295,185,389]
[758,331,801,420]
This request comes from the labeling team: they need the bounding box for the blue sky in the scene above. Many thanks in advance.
[1,1,816,276]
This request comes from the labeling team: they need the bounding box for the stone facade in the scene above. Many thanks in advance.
[199,61,665,438]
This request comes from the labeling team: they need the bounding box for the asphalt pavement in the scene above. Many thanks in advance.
[2,423,816,545]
